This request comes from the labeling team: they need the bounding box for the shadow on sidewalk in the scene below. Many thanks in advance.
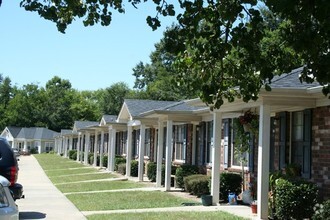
[19,211,46,219]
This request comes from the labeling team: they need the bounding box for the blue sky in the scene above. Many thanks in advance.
[0,1,176,91]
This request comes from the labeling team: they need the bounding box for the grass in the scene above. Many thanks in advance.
[57,180,146,193]
[88,212,247,220]
[34,154,248,220]
[45,167,98,177]
[50,172,117,184]
[66,190,199,211]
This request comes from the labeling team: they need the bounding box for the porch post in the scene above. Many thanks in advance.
[257,104,271,219]
[69,136,73,151]
[138,124,146,181]
[93,131,99,167]
[211,111,222,205]
[156,120,164,187]
[126,126,133,177]
[76,132,81,162]
[109,127,117,172]
[84,132,90,165]
[165,120,173,191]
[64,137,68,158]
[100,130,105,168]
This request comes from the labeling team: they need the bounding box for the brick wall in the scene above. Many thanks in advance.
[311,106,330,200]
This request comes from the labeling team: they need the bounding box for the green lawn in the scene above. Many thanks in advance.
[57,180,147,193]
[51,172,117,184]
[45,167,98,177]
[66,190,200,211]
[34,154,247,220]
[87,211,247,220]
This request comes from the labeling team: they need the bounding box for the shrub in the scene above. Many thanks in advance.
[88,153,94,164]
[102,155,108,167]
[275,178,318,219]
[117,163,126,175]
[175,165,199,188]
[184,174,210,197]
[115,156,126,171]
[161,164,177,186]
[131,160,139,177]
[147,162,157,182]
[313,199,330,220]
[68,150,77,160]
[30,148,38,154]
[219,172,242,200]
[71,152,77,161]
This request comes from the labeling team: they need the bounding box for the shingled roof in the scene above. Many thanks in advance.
[102,115,117,123]
[73,121,99,130]
[270,67,321,89]
[124,99,178,117]
[7,127,58,139]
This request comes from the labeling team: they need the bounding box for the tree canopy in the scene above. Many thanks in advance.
[0,75,139,132]
[17,0,330,108]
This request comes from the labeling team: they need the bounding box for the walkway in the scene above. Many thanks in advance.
[16,155,87,220]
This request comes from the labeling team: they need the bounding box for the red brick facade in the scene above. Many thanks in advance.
[311,106,330,199]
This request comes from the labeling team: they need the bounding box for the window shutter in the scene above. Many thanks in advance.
[302,109,312,179]
[279,112,287,170]
[223,119,230,169]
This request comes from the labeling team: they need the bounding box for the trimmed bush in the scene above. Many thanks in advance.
[102,155,108,167]
[275,178,318,219]
[131,160,139,177]
[147,162,157,182]
[71,152,77,161]
[219,172,242,201]
[117,163,126,175]
[161,164,177,186]
[68,150,77,160]
[184,174,210,197]
[313,199,330,220]
[115,156,126,171]
[175,165,199,188]
[88,153,94,164]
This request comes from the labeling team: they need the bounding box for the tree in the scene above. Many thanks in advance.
[133,33,199,101]
[98,82,131,115]
[18,0,330,108]
[44,76,75,131]
[6,83,47,128]
[70,90,101,121]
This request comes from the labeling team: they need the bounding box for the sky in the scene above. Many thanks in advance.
[0,1,176,91]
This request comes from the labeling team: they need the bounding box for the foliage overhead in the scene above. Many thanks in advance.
[18,0,330,108]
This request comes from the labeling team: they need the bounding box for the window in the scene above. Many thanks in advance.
[174,125,186,161]
[291,110,311,178]
[45,142,54,153]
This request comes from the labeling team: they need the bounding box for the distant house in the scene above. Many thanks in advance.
[1,126,59,153]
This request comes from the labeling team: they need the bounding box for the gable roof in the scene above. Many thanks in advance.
[122,99,178,118]
[102,115,117,124]
[6,127,59,140]
[6,127,22,138]
[73,121,99,131]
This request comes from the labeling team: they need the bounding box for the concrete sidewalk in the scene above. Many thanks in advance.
[16,155,86,220]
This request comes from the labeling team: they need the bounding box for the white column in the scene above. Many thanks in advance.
[126,126,133,177]
[165,120,173,191]
[138,124,146,181]
[192,124,197,165]
[257,104,271,219]
[64,137,68,158]
[69,136,73,151]
[93,131,99,167]
[156,120,164,187]
[211,111,222,205]
[23,140,28,152]
[84,132,90,165]
[109,128,117,171]
[107,127,112,170]
[100,131,105,168]
[76,133,81,162]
